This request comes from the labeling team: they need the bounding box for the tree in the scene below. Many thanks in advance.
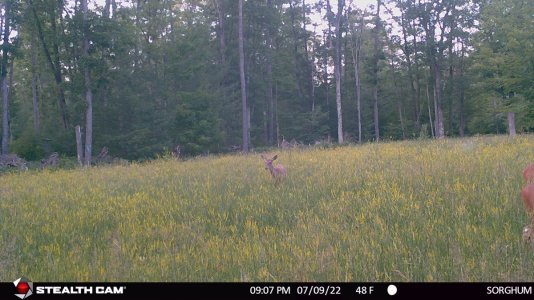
[1,0,13,154]
[328,0,344,143]
[29,0,69,129]
[239,0,249,152]
[81,0,93,166]
[470,0,533,133]
[348,4,364,143]
[372,0,381,141]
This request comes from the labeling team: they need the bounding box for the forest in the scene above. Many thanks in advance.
[0,0,532,162]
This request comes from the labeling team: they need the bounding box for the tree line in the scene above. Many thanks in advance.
[0,0,532,161]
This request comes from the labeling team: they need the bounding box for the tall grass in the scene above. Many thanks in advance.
[1,135,534,281]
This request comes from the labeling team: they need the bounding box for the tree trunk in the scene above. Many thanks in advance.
[275,82,279,145]
[215,0,226,65]
[1,0,11,155]
[266,0,275,145]
[399,6,420,135]
[289,1,305,102]
[447,40,454,135]
[412,17,422,133]
[421,1,446,139]
[433,60,445,138]
[322,33,329,108]
[104,0,111,18]
[372,0,381,142]
[333,0,344,143]
[82,0,93,166]
[427,83,435,138]
[302,0,315,112]
[349,13,363,143]
[458,42,466,137]
[75,125,83,166]
[238,0,249,152]
[50,6,69,129]
[31,35,40,133]
[507,112,516,137]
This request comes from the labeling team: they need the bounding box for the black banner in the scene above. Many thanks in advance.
[2,282,533,299]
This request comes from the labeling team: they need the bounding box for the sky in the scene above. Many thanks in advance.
[88,0,400,38]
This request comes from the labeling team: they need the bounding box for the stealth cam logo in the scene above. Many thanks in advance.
[13,277,33,299]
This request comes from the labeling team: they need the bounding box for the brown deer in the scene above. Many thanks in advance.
[261,154,286,182]
[523,164,534,184]
[521,183,534,224]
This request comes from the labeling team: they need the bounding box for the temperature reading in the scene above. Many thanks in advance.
[355,286,374,295]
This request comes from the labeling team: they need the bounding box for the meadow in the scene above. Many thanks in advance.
[1,135,534,282]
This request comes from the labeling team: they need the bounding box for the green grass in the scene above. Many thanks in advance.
[1,135,534,281]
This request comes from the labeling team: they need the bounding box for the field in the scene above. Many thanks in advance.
[1,135,534,282]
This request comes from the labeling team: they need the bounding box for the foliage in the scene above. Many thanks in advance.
[10,130,44,160]
[0,0,532,161]
[173,92,223,155]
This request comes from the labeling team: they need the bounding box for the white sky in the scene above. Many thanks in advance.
[88,0,400,38]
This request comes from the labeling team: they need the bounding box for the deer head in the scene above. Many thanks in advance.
[261,154,286,182]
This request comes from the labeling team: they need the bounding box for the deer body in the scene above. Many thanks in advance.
[261,154,286,182]
[523,164,534,183]
[521,183,534,223]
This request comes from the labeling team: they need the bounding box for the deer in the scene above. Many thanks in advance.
[523,164,534,184]
[261,154,286,183]
[521,183,534,224]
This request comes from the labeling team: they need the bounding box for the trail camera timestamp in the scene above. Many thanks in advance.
[249,285,344,296]
[249,286,291,296]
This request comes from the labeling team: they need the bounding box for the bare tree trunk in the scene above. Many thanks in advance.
[447,40,454,135]
[333,0,344,143]
[493,97,499,134]
[458,40,466,137]
[104,0,111,18]
[412,17,422,132]
[398,5,420,135]
[75,125,83,166]
[275,82,279,145]
[349,10,363,143]
[421,1,447,139]
[239,0,249,152]
[433,61,445,138]
[427,83,434,138]
[50,6,69,129]
[507,112,516,137]
[266,0,275,145]
[372,0,381,142]
[322,33,329,108]
[31,35,40,133]
[215,0,226,65]
[302,0,315,112]
[1,0,11,155]
[289,1,305,102]
[82,0,93,166]
[1,77,8,155]
[324,0,333,116]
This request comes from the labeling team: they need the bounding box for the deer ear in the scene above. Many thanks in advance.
[272,155,278,160]
[260,154,266,160]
